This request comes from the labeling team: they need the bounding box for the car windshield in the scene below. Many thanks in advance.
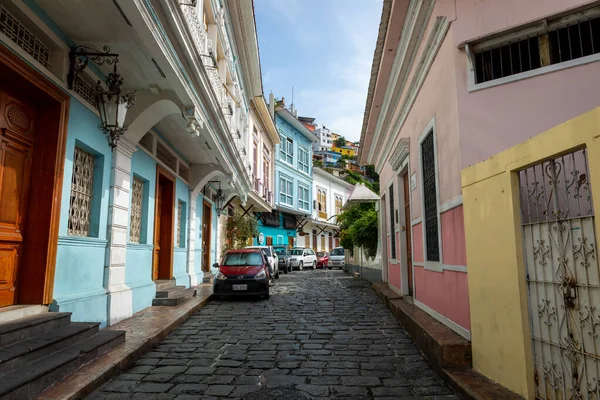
[331,248,344,256]
[317,252,326,257]
[273,248,287,256]
[248,247,272,256]
[289,249,303,255]
[222,252,263,266]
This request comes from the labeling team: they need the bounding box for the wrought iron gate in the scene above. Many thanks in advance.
[519,148,600,400]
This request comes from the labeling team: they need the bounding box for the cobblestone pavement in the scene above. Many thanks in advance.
[89,270,458,400]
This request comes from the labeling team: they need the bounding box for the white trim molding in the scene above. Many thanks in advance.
[413,262,467,273]
[439,195,463,213]
[375,16,451,172]
[411,217,422,226]
[414,299,471,341]
[390,137,410,171]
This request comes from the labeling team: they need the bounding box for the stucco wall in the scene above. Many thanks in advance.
[461,106,600,398]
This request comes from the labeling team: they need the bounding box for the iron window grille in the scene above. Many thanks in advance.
[473,12,600,84]
[421,132,440,262]
[0,5,50,69]
[130,177,144,243]
[389,183,396,259]
[73,75,98,109]
[156,141,177,171]
[283,214,296,230]
[176,200,184,247]
[139,133,153,152]
[68,147,95,237]
[263,211,279,227]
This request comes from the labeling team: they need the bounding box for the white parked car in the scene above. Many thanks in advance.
[245,246,279,278]
[288,247,317,270]
[329,247,345,269]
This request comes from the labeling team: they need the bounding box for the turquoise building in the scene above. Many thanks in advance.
[0,0,261,328]
[255,103,317,247]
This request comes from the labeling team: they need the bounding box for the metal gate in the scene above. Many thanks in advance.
[519,148,600,400]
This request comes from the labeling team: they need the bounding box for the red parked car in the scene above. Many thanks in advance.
[316,251,329,269]
[213,249,273,299]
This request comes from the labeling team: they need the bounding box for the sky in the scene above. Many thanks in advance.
[254,0,383,142]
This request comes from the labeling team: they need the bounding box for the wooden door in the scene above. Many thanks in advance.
[0,92,35,307]
[288,237,294,248]
[328,233,333,251]
[320,235,325,251]
[312,230,317,250]
[202,200,211,272]
[403,173,413,295]
[266,236,273,246]
[153,169,175,280]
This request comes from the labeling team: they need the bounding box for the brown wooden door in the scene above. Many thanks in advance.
[202,200,211,272]
[403,173,413,295]
[266,236,273,246]
[153,169,175,280]
[328,233,333,251]
[288,237,294,248]
[0,92,35,307]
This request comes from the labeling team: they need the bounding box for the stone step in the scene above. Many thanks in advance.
[0,305,48,324]
[154,279,176,292]
[0,312,72,347]
[0,322,100,374]
[155,285,188,299]
[0,329,125,399]
[152,288,197,306]
[202,273,214,284]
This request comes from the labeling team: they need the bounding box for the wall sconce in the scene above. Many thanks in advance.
[68,45,136,150]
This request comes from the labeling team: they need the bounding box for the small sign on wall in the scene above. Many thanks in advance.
[258,233,265,245]
[410,172,417,191]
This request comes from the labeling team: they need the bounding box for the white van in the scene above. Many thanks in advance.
[328,247,345,269]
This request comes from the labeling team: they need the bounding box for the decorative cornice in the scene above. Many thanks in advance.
[376,16,450,172]
[389,137,410,171]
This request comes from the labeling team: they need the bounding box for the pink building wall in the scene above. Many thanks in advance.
[453,0,600,167]
[441,206,467,266]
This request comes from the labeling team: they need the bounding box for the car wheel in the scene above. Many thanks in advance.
[312,261,316,270]
[269,276,275,286]
[299,261,303,271]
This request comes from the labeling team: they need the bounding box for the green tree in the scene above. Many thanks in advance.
[222,212,258,256]
[334,136,346,147]
[313,159,324,168]
[337,202,378,257]
[365,165,379,181]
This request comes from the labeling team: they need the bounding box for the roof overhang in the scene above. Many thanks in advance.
[276,107,319,143]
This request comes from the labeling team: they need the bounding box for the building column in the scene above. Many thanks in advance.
[187,190,200,286]
[104,139,136,326]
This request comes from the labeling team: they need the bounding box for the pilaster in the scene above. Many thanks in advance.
[104,139,136,325]
[186,190,200,286]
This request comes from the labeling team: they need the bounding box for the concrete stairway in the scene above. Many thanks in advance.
[152,280,197,306]
[0,312,125,399]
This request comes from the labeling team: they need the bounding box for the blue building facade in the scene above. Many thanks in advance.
[255,106,317,247]
[0,0,257,328]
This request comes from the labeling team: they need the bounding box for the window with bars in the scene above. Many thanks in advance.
[156,141,177,171]
[421,132,440,262]
[73,75,98,109]
[68,147,96,237]
[139,133,153,152]
[129,176,144,243]
[280,136,293,165]
[298,184,310,211]
[176,200,186,248]
[0,5,50,69]
[473,11,600,84]
[388,183,396,259]
[298,146,309,174]
[279,174,293,206]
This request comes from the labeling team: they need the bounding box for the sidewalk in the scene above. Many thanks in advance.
[372,283,523,400]
[37,284,213,400]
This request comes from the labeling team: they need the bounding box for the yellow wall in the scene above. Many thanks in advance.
[461,107,600,399]
[331,146,355,157]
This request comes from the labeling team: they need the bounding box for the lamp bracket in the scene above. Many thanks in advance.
[68,45,120,90]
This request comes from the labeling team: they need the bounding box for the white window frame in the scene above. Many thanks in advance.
[280,135,294,165]
[465,6,600,92]
[298,145,310,174]
[298,183,310,211]
[417,116,443,271]
[279,174,293,206]
[334,194,343,215]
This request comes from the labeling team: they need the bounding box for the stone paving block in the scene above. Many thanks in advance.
[142,373,176,383]
[168,383,209,395]
[134,382,174,393]
[204,385,234,396]
[340,376,381,386]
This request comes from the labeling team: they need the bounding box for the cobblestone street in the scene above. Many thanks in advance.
[90,270,458,399]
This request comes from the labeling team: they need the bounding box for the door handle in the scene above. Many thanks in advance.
[401,226,406,231]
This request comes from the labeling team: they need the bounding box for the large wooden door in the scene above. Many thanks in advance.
[153,169,174,280]
[201,200,211,272]
[0,91,35,307]
[403,173,413,295]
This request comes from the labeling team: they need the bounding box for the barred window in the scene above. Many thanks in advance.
[68,147,95,236]
[130,177,144,243]
[421,132,440,262]
[0,6,50,68]
[176,200,185,247]
[388,184,396,259]
[473,12,600,84]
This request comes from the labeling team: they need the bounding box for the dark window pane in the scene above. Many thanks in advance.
[389,184,396,259]
[421,133,439,262]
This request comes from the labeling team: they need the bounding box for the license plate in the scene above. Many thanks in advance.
[232,284,247,291]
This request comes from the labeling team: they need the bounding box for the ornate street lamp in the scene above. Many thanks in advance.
[68,46,136,150]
